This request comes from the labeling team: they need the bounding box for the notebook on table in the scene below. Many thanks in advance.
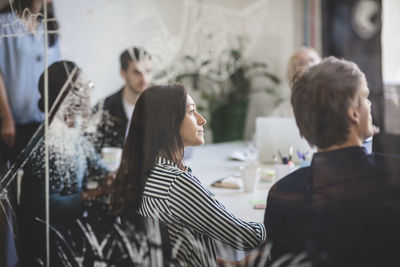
[255,117,315,164]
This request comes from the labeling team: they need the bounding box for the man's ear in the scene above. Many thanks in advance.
[347,106,360,124]
[120,69,127,80]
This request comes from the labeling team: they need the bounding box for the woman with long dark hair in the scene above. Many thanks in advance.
[112,85,266,266]
[15,60,172,267]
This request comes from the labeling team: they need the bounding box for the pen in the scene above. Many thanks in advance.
[278,150,283,161]
[297,150,304,161]
[278,150,289,164]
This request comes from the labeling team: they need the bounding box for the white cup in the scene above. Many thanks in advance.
[274,162,296,181]
[101,147,122,171]
[241,161,261,193]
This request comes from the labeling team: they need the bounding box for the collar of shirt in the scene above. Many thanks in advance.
[310,146,373,189]
[155,156,191,173]
[311,146,367,165]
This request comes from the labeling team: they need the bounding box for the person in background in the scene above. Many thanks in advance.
[263,57,400,266]
[0,1,60,266]
[287,47,321,86]
[18,61,114,266]
[244,46,320,140]
[270,46,321,117]
[91,46,152,153]
[111,84,266,267]
[0,0,61,165]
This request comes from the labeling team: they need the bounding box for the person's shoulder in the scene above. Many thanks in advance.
[94,89,123,110]
[152,161,185,180]
[156,162,200,186]
[370,152,400,174]
[165,166,191,180]
[271,166,310,193]
[152,158,201,185]
[105,89,123,102]
[371,152,400,161]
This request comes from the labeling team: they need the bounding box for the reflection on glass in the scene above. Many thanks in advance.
[0,0,398,266]
[17,61,111,265]
[0,1,61,266]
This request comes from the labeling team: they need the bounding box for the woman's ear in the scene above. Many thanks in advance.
[347,106,360,124]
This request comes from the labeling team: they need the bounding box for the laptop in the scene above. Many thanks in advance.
[255,117,315,163]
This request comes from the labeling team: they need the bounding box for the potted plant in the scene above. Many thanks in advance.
[169,47,281,143]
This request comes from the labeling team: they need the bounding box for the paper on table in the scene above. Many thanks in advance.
[211,175,243,189]
[229,151,248,161]
[260,168,275,182]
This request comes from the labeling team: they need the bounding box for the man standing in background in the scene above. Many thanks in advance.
[0,1,60,266]
[0,0,60,167]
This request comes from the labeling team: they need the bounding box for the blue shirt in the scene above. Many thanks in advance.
[0,12,61,124]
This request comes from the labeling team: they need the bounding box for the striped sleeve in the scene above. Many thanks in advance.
[167,171,266,250]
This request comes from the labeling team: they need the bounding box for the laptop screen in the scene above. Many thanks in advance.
[255,117,315,163]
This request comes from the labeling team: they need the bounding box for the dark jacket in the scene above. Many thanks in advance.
[264,147,400,267]
[91,89,128,153]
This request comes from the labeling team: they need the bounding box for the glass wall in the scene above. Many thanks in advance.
[1,0,398,266]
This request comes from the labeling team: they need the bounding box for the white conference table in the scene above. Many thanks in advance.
[185,141,275,223]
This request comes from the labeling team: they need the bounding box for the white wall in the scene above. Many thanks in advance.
[55,0,168,103]
[382,0,400,134]
[54,0,307,105]
[382,0,400,84]
[248,0,298,97]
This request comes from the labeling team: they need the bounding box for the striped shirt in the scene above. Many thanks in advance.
[138,157,266,266]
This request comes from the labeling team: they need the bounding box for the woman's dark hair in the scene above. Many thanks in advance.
[0,0,59,47]
[38,60,79,115]
[112,84,187,214]
[291,56,365,149]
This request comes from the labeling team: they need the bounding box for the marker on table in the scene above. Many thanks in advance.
[288,146,293,161]
[296,150,310,161]
[277,150,289,164]
[297,150,305,161]
[278,150,283,160]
